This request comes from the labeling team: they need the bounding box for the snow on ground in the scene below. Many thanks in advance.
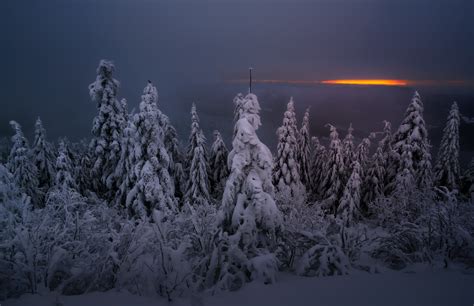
[5,267,474,306]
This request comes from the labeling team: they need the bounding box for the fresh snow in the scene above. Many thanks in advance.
[5,269,473,306]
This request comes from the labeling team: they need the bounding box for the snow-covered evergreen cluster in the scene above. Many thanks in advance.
[1,61,473,301]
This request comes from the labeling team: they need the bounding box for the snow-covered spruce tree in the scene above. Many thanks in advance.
[297,108,311,188]
[88,60,127,196]
[389,91,433,190]
[114,118,137,208]
[7,121,40,207]
[342,123,356,173]
[185,103,210,206]
[272,97,305,207]
[125,82,176,218]
[33,117,56,191]
[161,113,186,201]
[338,161,362,227]
[54,140,78,190]
[309,136,327,198]
[77,148,93,195]
[219,93,282,287]
[209,130,229,199]
[434,101,461,190]
[355,134,373,174]
[461,157,474,198]
[320,125,345,214]
[0,137,10,164]
[362,146,386,208]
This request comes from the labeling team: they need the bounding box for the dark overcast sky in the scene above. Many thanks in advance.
[1,0,473,161]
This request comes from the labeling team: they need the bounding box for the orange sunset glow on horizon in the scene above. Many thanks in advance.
[321,79,408,86]
[227,78,473,87]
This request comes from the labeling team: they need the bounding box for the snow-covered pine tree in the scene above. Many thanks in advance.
[309,136,327,198]
[461,157,474,197]
[209,130,229,199]
[55,140,78,190]
[320,125,345,214]
[232,93,245,124]
[362,146,385,208]
[0,137,10,164]
[355,134,373,172]
[7,121,40,207]
[88,60,127,195]
[434,102,461,190]
[342,123,356,173]
[114,118,137,208]
[161,113,186,201]
[33,117,55,191]
[185,103,210,206]
[125,82,176,218]
[297,108,311,188]
[378,120,394,189]
[273,97,305,204]
[77,148,93,195]
[220,93,282,251]
[389,91,433,190]
[338,161,362,227]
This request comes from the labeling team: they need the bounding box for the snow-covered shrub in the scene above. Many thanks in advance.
[295,243,350,277]
[0,165,35,299]
[277,202,351,277]
[427,188,474,266]
[117,211,191,301]
[372,221,432,270]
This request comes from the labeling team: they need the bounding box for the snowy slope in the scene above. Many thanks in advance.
[5,268,473,306]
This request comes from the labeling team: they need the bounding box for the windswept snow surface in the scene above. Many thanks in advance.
[5,268,473,306]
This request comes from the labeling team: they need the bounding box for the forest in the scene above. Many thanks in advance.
[1,60,473,301]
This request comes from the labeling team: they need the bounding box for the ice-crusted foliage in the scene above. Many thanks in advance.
[88,60,127,195]
[220,93,282,287]
[185,104,210,206]
[309,136,327,198]
[54,140,77,190]
[117,211,191,301]
[7,121,40,207]
[389,91,432,190]
[209,130,229,199]
[124,82,175,218]
[320,125,345,214]
[434,102,461,190]
[33,117,56,191]
[338,161,362,226]
[273,97,305,207]
[297,108,311,187]
[342,123,355,174]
